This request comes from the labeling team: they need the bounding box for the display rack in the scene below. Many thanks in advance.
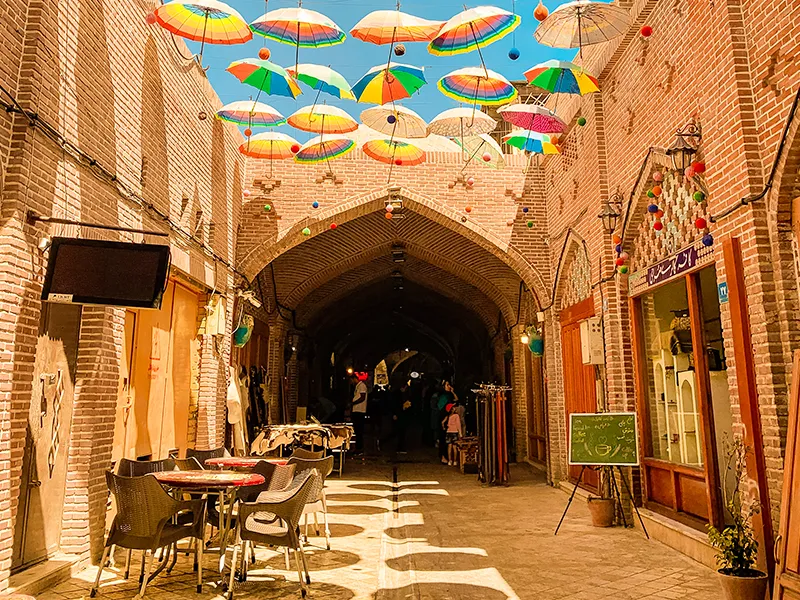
[472,384,511,486]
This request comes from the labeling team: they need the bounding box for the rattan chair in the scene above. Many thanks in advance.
[92,472,206,599]
[227,470,322,599]
[175,457,204,471]
[186,447,229,466]
[290,448,325,460]
[117,458,176,477]
[287,456,334,550]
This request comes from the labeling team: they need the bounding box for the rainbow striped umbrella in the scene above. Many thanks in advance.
[154,0,252,44]
[294,135,355,164]
[497,104,566,133]
[524,60,599,95]
[351,10,444,45]
[288,105,358,134]
[239,132,299,159]
[226,59,302,99]
[286,64,355,101]
[363,138,426,166]
[352,63,427,105]
[250,7,345,48]
[429,6,520,56]
[438,67,517,106]
[503,131,561,154]
[216,101,285,127]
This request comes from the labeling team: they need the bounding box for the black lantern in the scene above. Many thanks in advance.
[667,118,702,172]
[598,192,623,235]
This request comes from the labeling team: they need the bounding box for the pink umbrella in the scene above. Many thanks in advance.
[497,104,566,134]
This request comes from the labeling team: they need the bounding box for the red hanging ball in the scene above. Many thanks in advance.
[534,1,549,21]
[612,234,622,244]
[146,12,157,25]
[244,128,252,137]
[640,25,653,37]
[465,206,472,213]
[692,161,706,174]
[656,209,664,218]
[291,144,300,154]
[385,212,393,219]
[258,47,271,60]
[395,159,403,166]
[653,221,664,231]
[482,152,492,162]
[329,223,337,230]
[695,217,707,229]
[615,257,625,267]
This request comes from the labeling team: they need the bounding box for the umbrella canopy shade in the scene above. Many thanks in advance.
[524,60,599,95]
[288,105,358,134]
[361,104,427,138]
[352,63,427,105]
[534,0,630,49]
[227,59,302,98]
[497,104,566,133]
[286,64,355,100]
[250,7,345,48]
[216,101,285,127]
[155,0,252,44]
[438,67,517,106]
[503,130,561,154]
[351,10,444,44]
[239,132,299,159]
[456,133,506,168]
[294,136,356,163]
[363,138,426,166]
[427,107,497,136]
[429,6,520,56]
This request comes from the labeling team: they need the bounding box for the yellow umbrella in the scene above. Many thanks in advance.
[288,105,358,134]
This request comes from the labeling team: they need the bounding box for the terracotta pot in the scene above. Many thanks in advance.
[717,569,769,600]
[587,497,615,527]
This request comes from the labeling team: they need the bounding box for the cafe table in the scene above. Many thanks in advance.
[153,470,264,578]
[205,456,289,470]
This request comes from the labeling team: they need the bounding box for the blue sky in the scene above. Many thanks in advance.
[190,0,575,140]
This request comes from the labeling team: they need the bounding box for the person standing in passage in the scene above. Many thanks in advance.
[351,375,368,454]
[437,381,456,464]
[442,403,462,466]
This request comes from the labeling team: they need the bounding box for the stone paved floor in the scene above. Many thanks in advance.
[38,457,722,600]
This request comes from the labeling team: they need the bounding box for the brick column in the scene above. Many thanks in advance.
[266,317,289,424]
[510,324,529,462]
[543,308,568,484]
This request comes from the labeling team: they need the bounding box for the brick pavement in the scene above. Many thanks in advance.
[37,460,721,600]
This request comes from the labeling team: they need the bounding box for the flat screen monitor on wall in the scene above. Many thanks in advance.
[41,237,171,309]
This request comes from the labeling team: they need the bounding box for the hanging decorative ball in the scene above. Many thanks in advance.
[620,252,630,261]
[467,177,475,187]
[549,136,560,145]
[312,201,319,209]
[577,116,587,127]
[461,216,468,223]
[656,209,664,218]
[385,204,394,213]
[302,227,311,236]
[258,47,271,60]
[640,25,653,37]
[146,11,157,25]
[652,185,663,196]
[385,211,393,220]
[527,220,534,228]
[615,243,622,254]
[395,158,403,166]
[615,257,625,267]
[612,234,622,244]
[198,111,207,121]
[692,161,706,174]
[263,204,272,212]
[242,189,251,198]
[702,233,714,247]
[508,47,520,61]
[394,44,406,57]
[244,128,252,137]
[647,190,655,198]
[684,165,696,178]
[330,222,337,230]
[290,143,300,154]
[534,1,549,21]
[387,114,397,124]
[619,265,629,274]
[482,152,492,162]
[507,219,515,226]
[693,191,706,203]
[653,221,664,231]
[652,171,663,182]
[647,203,659,214]
[465,206,472,213]
[695,217,707,229]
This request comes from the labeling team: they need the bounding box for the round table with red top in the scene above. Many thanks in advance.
[205,456,288,470]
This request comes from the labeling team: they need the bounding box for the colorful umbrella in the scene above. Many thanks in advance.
[216,101,285,127]
[352,63,427,105]
[503,131,561,154]
[429,6,520,57]
[361,104,427,138]
[524,60,600,95]
[456,134,506,169]
[364,138,426,166]
[497,104,566,133]
[239,132,299,159]
[286,64,355,100]
[288,105,359,134]
[438,67,517,106]
[427,107,497,137]
[294,136,356,164]
[227,59,302,99]
[534,0,630,57]
[351,10,444,44]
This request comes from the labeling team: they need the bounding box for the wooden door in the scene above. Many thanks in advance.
[12,304,81,571]
[774,350,800,599]
[560,297,599,491]
[526,351,547,463]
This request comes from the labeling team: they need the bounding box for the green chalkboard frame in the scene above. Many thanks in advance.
[568,412,640,466]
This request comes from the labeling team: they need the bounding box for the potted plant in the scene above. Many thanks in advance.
[707,438,769,600]
[587,467,615,527]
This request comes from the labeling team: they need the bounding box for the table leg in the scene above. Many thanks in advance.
[218,488,240,576]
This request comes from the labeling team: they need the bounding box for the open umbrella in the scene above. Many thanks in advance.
[497,104,566,133]
[294,135,356,164]
[154,0,251,63]
[427,107,497,137]
[227,59,302,99]
[438,67,517,106]
[503,130,561,154]
[363,138,426,166]
[361,104,427,138]
[352,63,427,105]
[524,60,599,95]
[240,131,300,177]
[351,10,444,44]
[288,105,359,134]
[286,64,355,100]
[534,0,630,58]
[456,134,506,169]
[216,101,285,127]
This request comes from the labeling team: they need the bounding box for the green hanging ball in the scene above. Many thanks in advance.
[693,191,706,203]
[647,190,655,198]
[301,227,311,236]
[526,220,534,228]
[577,117,587,127]
[619,265,629,274]
[263,204,272,212]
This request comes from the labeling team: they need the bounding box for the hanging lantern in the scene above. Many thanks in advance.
[233,315,254,347]
[528,329,544,356]
[667,119,701,172]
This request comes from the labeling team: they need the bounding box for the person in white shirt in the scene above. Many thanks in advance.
[351,375,368,452]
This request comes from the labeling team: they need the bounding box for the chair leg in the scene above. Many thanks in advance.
[298,539,311,585]
[249,542,256,565]
[196,535,204,594]
[284,547,291,570]
[166,543,179,574]
[292,546,308,598]
[322,493,331,551]
[136,550,154,599]
[124,548,132,579]
[313,512,320,536]
[90,546,111,598]
[139,551,146,584]
[226,541,240,599]
[303,513,309,540]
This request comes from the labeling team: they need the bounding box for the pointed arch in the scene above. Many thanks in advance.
[552,229,592,312]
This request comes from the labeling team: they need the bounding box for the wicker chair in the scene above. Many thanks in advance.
[174,457,204,471]
[92,472,206,599]
[227,470,322,599]
[290,448,325,460]
[117,458,176,477]
[287,456,334,550]
[186,447,229,467]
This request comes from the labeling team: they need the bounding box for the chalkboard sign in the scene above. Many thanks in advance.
[568,412,639,466]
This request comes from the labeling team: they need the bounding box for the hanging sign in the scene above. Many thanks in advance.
[629,239,714,296]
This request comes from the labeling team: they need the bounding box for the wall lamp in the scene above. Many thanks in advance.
[666,118,702,172]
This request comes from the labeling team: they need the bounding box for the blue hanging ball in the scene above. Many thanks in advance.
[702,233,714,247]
[522,207,529,213]
[615,244,622,254]
[312,201,320,209]
[387,114,397,124]
[647,203,659,214]
[508,47,520,61]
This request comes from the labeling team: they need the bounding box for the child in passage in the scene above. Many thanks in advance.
[442,403,462,466]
